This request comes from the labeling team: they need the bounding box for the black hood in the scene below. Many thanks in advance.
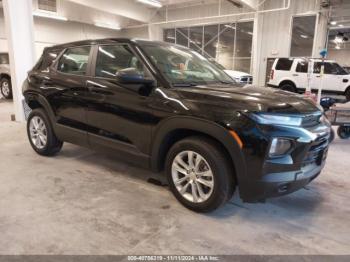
[174,84,320,115]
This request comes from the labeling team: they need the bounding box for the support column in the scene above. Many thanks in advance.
[251,11,264,86]
[3,0,36,122]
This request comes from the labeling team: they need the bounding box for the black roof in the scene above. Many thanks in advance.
[46,38,168,51]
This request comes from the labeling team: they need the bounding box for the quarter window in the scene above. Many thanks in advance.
[95,45,147,78]
[275,58,293,71]
[57,46,91,75]
[38,49,62,71]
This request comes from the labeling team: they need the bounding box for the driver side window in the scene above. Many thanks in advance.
[95,45,150,79]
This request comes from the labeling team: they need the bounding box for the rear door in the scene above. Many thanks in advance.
[47,45,93,146]
[292,59,308,89]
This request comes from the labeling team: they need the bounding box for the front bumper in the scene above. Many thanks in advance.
[237,118,330,202]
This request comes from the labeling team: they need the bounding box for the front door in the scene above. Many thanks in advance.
[85,44,157,158]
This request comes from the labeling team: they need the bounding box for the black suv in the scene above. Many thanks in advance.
[23,39,331,212]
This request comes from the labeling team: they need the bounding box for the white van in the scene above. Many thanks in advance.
[268,58,350,100]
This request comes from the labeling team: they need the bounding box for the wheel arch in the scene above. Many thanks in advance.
[25,92,56,125]
[0,73,11,80]
[151,116,247,184]
[279,79,296,88]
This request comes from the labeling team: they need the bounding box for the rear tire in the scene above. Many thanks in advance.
[345,88,350,101]
[279,82,296,93]
[0,77,12,99]
[165,136,235,212]
[337,126,350,139]
[27,108,63,156]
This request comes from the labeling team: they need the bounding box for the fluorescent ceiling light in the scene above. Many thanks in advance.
[339,24,344,27]
[300,34,309,39]
[33,12,68,21]
[330,21,337,25]
[94,22,121,30]
[137,0,162,8]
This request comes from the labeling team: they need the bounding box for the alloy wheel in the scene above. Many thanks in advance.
[29,116,48,149]
[1,81,10,97]
[171,150,214,203]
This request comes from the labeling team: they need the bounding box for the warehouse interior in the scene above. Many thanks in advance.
[0,0,350,258]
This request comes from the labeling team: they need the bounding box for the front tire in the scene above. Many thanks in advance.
[0,77,12,99]
[27,108,63,156]
[165,137,235,212]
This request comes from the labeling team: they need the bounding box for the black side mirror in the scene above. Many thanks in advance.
[116,68,154,86]
[116,68,155,96]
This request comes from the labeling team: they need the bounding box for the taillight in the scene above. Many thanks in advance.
[270,69,274,80]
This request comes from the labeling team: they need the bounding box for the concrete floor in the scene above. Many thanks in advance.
[0,98,350,255]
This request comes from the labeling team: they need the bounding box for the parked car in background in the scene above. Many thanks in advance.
[0,52,12,99]
[268,58,350,100]
[210,60,253,84]
[23,39,330,212]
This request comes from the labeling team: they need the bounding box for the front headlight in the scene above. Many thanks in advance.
[250,113,303,126]
[269,138,293,157]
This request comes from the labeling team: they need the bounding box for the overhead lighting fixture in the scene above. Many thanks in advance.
[300,34,309,39]
[330,21,337,25]
[136,0,162,8]
[94,22,121,30]
[33,12,68,21]
[339,24,344,27]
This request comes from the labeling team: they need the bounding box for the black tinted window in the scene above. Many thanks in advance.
[275,58,293,71]
[314,62,348,75]
[95,45,146,78]
[0,53,9,64]
[38,49,62,71]
[296,61,308,73]
[57,46,91,75]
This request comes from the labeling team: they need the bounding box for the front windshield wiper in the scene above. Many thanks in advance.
[172,82,199,87]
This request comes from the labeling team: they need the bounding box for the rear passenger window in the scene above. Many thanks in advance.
[275,58,293,71]
[296,61,308,73]
[57,46,91,75]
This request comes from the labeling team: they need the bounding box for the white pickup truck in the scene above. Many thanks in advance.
[0,53,12,99]
[268,58,350,101]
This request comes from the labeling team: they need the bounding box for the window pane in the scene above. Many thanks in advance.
[234,58,251,73]
[164,29,175,43]
[203,25,218,59]
[296,61,308,73]
[189,26,203,54]
[39,49,62,71]
[275,58,293,71]
[176,28,189,47]
[0,53,9,64]
[95,45,146,78]
[217,24,235,70]
[58,46,91,75]
[290,16,316,57]
[235,22,253,58]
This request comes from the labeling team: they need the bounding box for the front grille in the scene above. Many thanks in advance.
[302,134,329,167]
[301,113,322,127]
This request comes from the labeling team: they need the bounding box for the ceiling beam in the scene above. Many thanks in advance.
[66,0,156,23]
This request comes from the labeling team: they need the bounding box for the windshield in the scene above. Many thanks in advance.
[141,44,234,86]
[0,53,9,65]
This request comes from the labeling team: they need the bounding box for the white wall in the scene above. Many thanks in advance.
[328,49,350,67]
[0,8,123,59]
[131,0,329,86]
